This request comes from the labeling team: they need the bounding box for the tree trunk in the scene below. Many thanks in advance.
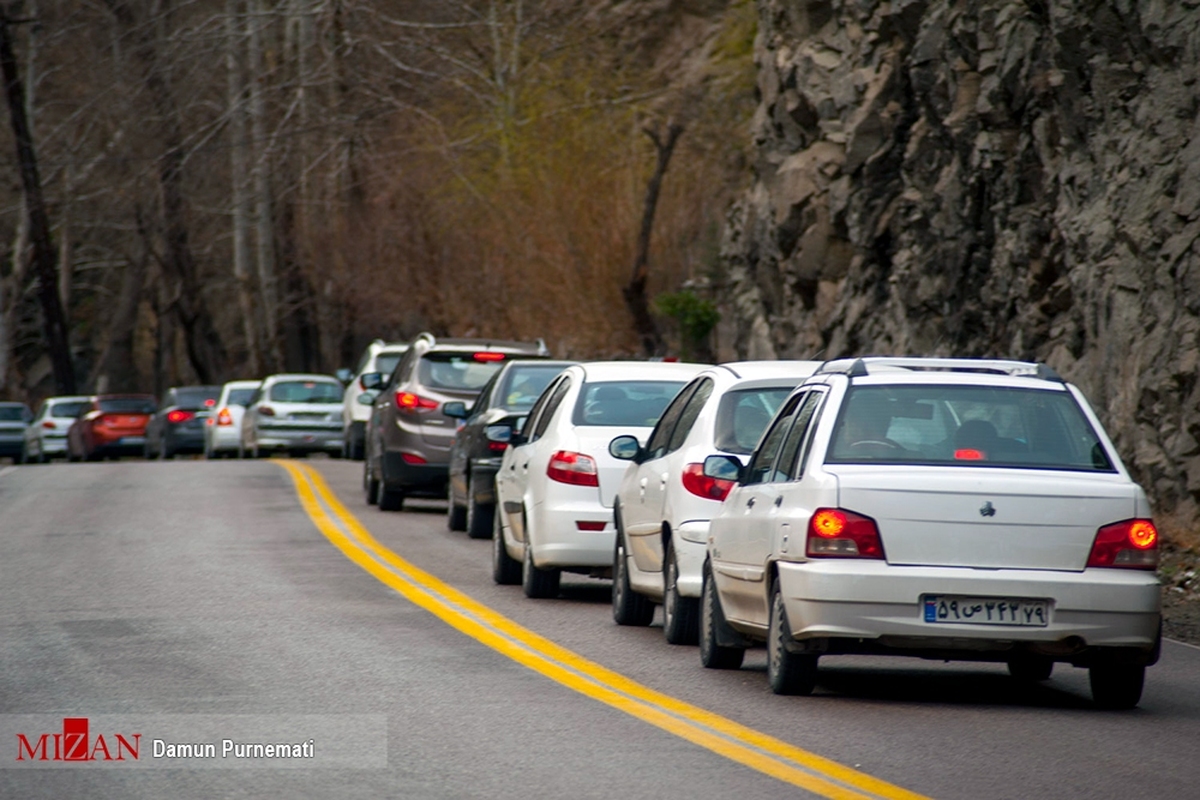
[0,9,75,393]
[227,0,259,374]
[87,251,147,392]
[248,0,282,370]
[623,122,683,357]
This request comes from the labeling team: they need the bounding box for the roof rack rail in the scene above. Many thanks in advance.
[816,357,1065,382]
[535,338,550,356]
[412,332,436,348]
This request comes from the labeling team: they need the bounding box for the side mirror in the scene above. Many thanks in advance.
[335,368,353,384]
[443,401,468,419]
[359,372,384,391]
[608,434,641,461]
[357,390,379,406]
[484,425,512,444]
[703,454,744,484]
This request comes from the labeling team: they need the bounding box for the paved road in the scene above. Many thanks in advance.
[1,460,1198,799]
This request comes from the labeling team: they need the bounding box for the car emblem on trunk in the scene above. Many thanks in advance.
[979,501,996,518]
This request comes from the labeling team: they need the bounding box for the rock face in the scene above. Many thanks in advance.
[723,0,1200,528]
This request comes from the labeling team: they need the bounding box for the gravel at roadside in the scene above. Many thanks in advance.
[1161,542,1200,645]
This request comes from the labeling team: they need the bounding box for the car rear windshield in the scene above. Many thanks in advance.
[0,405,28,421]
[51,401,87,418]
[714,387,793,455]
[176,388,220,409]
[226,388,258,407]
[268,381,342,403]
[498,365,567,411]
[418,353,508,392]
[825,384,1116,472]
[374,352,405,380]
[573,381,686,427]
[98,398,156,414]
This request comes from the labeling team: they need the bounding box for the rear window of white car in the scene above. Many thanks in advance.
[226,388,258,407]
[51,401,87,418]
[373,352,405,381]
[573,381,685,427]
[825,384,1116,472]
[714,387,792,454]
[269,381,342,403]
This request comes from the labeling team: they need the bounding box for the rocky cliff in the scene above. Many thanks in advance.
[722,0,1200,534]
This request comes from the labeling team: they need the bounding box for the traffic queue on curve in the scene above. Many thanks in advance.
[2,335,1165,710]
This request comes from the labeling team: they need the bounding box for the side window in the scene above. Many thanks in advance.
[667,378,714,453]
[743,394,804,485]
[645,381,699,460]
[521,377,560,440]
[37,402,49,420]
[390,350,416,388]
[472,373,500,417]
[773,391,825,482]
[530,378,571,441]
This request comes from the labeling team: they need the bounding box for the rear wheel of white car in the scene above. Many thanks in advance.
[466,474,494,540]
[767,581,818,695]
[699,565,745,670]
[662,539,698,645]
[1089,662,1145,710]
[492,511,521,585]
[612,535,654,625]
[1007,655,1054,682]
[522,536,560,599]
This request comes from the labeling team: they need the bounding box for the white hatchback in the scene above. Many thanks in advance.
[23,395,89,462]
[609,361,820,643]
[492,361,707,598]
[239,374,345,458]
[701,358,1162,709]
[204,380,261,458]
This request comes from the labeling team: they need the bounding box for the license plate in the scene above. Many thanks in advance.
[923,595,1049,627]
[119,436,146,446]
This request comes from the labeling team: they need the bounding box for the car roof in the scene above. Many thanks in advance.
[221,380,262,389]
[262,373,341,383]
[575,361,708,382]
[711,360,824,381]
[95,393,156,399]
[41,395,91,403]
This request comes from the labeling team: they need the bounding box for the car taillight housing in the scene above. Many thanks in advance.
[1087,518,1158,569]
[806,508,885,559]
[681,462,735,501]
[395,391,439,413]
[547,450,599,487]
[258,405,276,417]
[217,407,234,426]
[400,453,428,465]
[167,410,195,424]
[42,420,56,429]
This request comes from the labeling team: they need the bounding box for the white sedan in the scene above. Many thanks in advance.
[609,361,820,643]
[493,361,706,598]
[204,380,261,458]
[701,357,1161,709]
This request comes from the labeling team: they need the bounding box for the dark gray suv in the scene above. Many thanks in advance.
[363,333,549,511]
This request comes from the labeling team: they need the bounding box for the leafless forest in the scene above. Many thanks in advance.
[0,0,755,399]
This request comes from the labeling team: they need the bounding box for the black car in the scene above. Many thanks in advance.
[0,401,32,463]
[144,385,221,459]
[444,360,578,537]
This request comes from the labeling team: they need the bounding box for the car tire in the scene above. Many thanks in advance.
[662,539,699,645]
[377,481,405,511]
[522,533,560,599]
[767,581,818,695]
[161,440,174,460]
[348,430,365,461]
[699,565,745,670]
[492,510,521,585]
[1089,662,1145,710]
[1007,655,1054,682]
[364,461,380,506]
[447,491,468,531]
[85,449,102,462]
[14,444,25,465]
[612,534,654,626]
[466,474,494,540]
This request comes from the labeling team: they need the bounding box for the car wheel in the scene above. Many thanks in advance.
[161,440,174,460]
[348,429,365,461]
[492,510,521,585]
[14,444,25,465]
[364,460,380,505]
[447,485,467,531]
[466,474,494,540]
[767,581,818,695]
[377,481,404,511]
[612,534,654,626]
[662,539,699,645]
[522,533,560,599]
[143,440,154,460]
[699,565,745,670]
[1089,662,1145,710]
[1007,655,1054,682]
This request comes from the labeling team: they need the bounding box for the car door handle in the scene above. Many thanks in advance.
[774,496,782,507]
[746,497,756,508]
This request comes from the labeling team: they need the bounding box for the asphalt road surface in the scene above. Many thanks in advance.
[2,459,1198,799]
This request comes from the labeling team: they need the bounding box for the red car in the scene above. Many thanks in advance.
[67,394,158,461]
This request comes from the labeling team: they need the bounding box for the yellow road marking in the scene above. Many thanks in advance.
[278,461,931,800]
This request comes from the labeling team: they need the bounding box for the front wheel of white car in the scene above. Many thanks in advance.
[662,539,698,645]
[767,581,818,695]
[1089,662,1145,710]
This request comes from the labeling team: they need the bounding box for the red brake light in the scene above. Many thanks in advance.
[204,398,216,407]
[681,463,735,501]
[217,407,234,426]
[488,441,508,452]
[547,450,599,486]
[167,410,195,424]
[42,420,56,429]
[395,391,439,412]
[806,508,885,559]
[473,352,507,362]
[954,448,985,460]
[258,405,276,417]
[400,453,427,465]
[1087,519,1158,569]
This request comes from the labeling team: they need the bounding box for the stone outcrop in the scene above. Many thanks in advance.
[723,0,1200,530]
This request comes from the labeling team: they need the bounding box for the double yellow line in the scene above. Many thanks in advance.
[278,461,929,800]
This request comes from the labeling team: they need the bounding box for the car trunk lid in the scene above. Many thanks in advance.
[571,426,653,508]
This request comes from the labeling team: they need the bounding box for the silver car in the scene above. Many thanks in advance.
[239,374,344,458]
[23,396,88,462]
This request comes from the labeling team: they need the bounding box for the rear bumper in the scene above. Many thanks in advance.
[382,452,448,495]
[773,560,1161,658]
[208,427,241,451]
[530,501,615,569]
[255,427,343,452]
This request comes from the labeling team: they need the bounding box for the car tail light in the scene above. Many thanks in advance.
[395,391,439,413]
[806,508,885,559]
[205,398,216,407]
[1087,519,1158,569]
[42,421,56,429]
[217,407,234,426]
[954,448,985,460]
[258,405,276,417]
[488,441,508,452]
[167,410,195,424]
[473,352,507,362]
[576,520,607,531]
[681,462,735,501]
[547,450,599,487]
[400,453,427,465]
